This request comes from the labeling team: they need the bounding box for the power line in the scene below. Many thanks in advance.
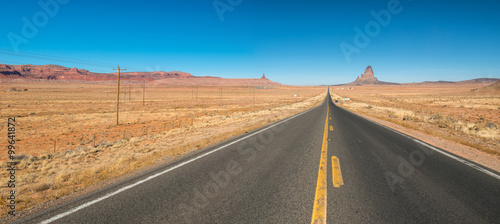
[0,50,114,68]
[0,60,31,65]
[0,49,146,72]
[0,51,112,69]
[0,48,116,67]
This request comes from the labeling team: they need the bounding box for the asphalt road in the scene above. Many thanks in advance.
[15,91,500,223]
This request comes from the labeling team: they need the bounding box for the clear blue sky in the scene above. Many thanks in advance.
[1,0,499,85]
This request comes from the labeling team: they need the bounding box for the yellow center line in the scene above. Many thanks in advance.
[311,104,330,224]
[331,156,344,188]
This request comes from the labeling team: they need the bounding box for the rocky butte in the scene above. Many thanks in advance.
[349,65,398,85]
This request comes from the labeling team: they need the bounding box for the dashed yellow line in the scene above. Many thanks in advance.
[311,105,329,224]
[331,156,344,188]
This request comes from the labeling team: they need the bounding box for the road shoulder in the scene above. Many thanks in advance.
[342,108,500,173]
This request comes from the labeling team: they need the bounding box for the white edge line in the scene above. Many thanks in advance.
[413,139,500,180]
[332,98,500,181]
[40,106,317,224]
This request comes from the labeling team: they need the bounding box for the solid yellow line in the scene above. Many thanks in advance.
[331,156,344,188]
[311,104,329,224]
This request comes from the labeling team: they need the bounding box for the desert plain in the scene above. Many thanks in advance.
[0,81,325,218]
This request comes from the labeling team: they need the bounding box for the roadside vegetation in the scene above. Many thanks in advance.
[331,84,499,156]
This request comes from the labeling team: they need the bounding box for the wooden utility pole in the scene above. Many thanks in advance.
[114,66,126,126]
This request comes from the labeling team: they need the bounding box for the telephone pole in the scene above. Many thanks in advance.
[114,66,126,126]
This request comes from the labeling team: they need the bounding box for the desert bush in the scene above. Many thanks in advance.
[435,117,458,129]
[97,140,113,148]
[486,122,498,130]
[33,182,51,192]
[388,112,398,119]
[402,114,413,121]
[55,172,72,182]
[39,153,53,160]
[470,122,486,131]
[429,113,444,121]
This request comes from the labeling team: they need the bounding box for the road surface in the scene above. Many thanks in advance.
[15,91,500,223]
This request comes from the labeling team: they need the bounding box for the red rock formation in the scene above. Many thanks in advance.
[0,64,282,86]
[354,65,378,83]
[362,66,375,79]
[350,65,397,85]
[0,64,195,81]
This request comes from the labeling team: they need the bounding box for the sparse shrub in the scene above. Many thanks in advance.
[28,155,39,162]
[33,182,51,192]
[430,113,444,121]
[402,114,413,121]
[55,172,71,182]
[75,146,88,152]
[98,140,113,148]
[486,122,498,130]
[470,123,485,131]
[436,117,458,129]
[388,112,398,119]
[39,153,53,160]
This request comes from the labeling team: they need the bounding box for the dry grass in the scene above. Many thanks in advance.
[0,82,325,219]
[331,83,500,156]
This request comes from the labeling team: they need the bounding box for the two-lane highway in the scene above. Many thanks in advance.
[15,90,500,223]
[328,99,500,223]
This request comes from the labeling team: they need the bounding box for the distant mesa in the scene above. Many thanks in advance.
[349,65,398,85]
[0,64,282,86]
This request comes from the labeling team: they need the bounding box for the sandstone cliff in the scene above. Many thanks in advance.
[0,64,282,86]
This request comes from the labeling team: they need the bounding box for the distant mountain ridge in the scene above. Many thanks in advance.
[471,80,500,93]
[0,64,281,86]
[331,65,499,86]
